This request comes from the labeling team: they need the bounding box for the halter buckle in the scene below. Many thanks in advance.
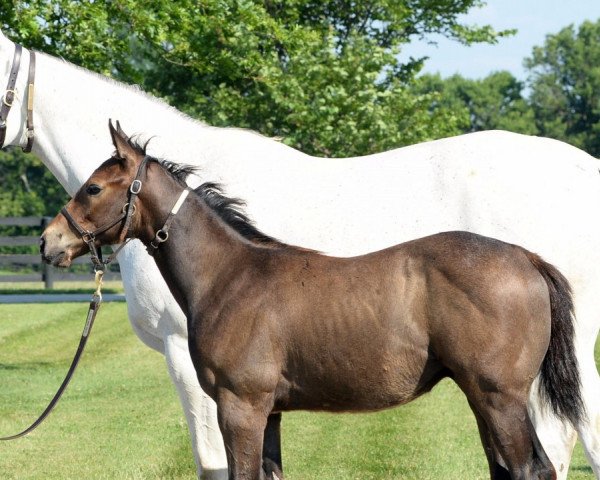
[130,179,142,194]
[82,232,95,244]
[2,88,16,107]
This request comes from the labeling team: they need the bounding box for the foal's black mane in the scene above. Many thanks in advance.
[121,136,286,248]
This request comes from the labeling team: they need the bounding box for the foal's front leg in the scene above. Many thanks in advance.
[217,390,271,480]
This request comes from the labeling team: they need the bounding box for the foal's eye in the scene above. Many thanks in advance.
[86,184,102,196]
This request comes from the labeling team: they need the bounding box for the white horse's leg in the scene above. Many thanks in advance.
[125,312,166,353]
[118,244,227,478]
[164,333,228,480]
[577,351,600,477]
[528,382,578,480]
[529,286,600,479]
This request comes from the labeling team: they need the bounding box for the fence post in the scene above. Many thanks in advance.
[40,217,54,289]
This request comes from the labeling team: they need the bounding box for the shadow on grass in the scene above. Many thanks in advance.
[0,361,54,370]
[571,465,593,474]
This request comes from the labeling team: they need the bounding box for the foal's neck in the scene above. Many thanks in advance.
[136,168,254,318]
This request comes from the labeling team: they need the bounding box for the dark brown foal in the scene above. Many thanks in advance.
[41,122,584,480]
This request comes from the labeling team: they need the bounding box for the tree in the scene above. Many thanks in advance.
[0,148,67,254]
[415,71,537,135]
[0,149,66,217]
[526,19,600,157]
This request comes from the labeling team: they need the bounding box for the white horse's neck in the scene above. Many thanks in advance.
[0,33,305,196]
[33,53,192,193]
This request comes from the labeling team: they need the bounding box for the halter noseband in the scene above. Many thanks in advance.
[1,43,36,152]
[60,156,192,269]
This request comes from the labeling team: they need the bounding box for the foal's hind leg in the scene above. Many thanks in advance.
[468,401,511,479]
[468,388,556,480]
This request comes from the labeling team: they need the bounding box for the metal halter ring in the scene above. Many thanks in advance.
[155,229,169,243]
[2,89,16,107]
[122,203,137,215]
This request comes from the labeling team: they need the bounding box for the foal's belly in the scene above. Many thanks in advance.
[275,341,445,413]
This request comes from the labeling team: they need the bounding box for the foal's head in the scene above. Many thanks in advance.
[40,121,160,267]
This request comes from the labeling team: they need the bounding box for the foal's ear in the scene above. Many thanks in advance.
[108,119,137,164]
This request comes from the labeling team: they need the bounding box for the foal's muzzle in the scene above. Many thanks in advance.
[39,217,79,268]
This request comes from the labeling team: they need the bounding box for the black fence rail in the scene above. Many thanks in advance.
[0,217,121,288]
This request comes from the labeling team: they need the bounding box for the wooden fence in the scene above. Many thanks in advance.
[0,217,121,288]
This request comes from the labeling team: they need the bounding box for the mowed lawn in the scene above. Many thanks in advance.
[0,302,597,479]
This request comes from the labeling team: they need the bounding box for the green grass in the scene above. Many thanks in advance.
[0,302,597,479]
[0,303,195,479]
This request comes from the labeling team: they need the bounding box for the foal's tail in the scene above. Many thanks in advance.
[525,251,585,426]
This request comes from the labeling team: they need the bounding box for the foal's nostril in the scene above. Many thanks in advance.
[39,235,46,255]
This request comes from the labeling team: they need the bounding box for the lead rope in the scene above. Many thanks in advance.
[0,270,104,440]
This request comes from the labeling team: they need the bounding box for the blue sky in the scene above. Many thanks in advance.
[400,0,600,80]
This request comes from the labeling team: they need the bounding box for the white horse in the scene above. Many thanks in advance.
[0,31,598,479]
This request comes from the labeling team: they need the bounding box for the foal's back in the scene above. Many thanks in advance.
[228,231,552,414]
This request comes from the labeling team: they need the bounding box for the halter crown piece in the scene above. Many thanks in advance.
[0,43,36,152]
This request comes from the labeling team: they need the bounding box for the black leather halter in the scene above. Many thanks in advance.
[60,156,149,271]
[0,43,36,152]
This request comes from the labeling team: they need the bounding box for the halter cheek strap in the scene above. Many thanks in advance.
[23,49,36,153]
[60,205,130,270]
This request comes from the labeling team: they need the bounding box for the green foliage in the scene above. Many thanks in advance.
[0,149,67,217]
[526,19,600,157]
[202,31,463,156]
[416,71,537,135]
[0,149,67,255]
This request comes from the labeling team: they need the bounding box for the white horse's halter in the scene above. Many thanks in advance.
[0,43,35,152]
